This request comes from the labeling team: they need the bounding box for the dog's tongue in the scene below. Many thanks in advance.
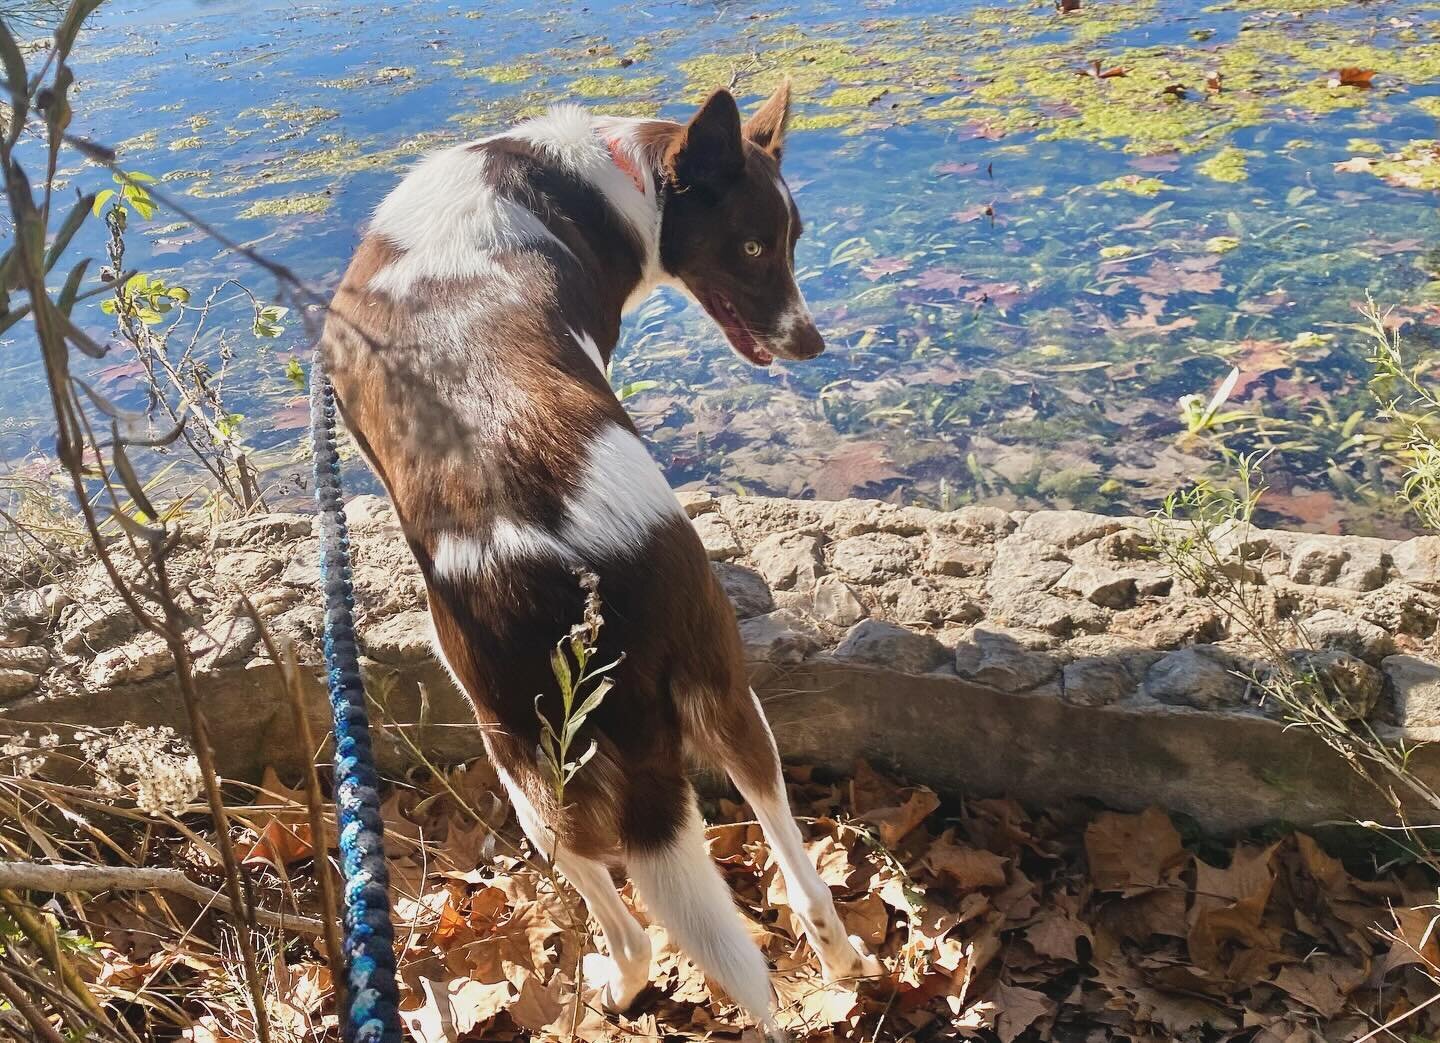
[710,294,773,366]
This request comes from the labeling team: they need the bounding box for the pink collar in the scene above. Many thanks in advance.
[607,138,648,195]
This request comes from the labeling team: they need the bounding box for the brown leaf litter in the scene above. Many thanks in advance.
[49,758,1440,1041]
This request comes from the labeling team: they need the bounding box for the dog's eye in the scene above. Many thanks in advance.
[743,240,764,258]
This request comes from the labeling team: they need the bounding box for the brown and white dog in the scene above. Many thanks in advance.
[320,83,880,1036]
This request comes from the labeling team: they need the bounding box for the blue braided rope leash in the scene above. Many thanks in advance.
[309,367,403,1043]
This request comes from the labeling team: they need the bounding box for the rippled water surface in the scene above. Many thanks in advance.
[3,0,1440,533]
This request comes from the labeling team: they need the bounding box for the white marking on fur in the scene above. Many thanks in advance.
[593,115,669,311]
[562,422,683,560]
[728,690,879,983]
[627,794,777,1033]
[569,326,606,376]
[495,767,653,1010]
[366,144,572,299]
[517,108,662,260]
[432,522,571,579]
[774,299,813,339]
[430,424,680,580]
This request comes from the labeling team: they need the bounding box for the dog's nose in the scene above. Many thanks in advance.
[785,320,825,361]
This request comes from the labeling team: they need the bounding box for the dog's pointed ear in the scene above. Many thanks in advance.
[744,78,792,161]
[667,89,744,191]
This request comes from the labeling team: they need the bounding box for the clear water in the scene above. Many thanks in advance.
[3,0,1439,535]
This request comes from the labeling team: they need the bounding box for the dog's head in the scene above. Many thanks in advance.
[659,82,821,367]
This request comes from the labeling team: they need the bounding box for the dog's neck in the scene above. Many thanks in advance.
[590,115,685,324]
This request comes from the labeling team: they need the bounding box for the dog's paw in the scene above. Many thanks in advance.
[583,951,650,1013]
[819,937,884,985]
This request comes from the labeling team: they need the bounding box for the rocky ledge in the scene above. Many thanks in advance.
[3,493,1438,830]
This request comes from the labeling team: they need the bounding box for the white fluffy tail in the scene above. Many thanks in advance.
[626,793,778,1036]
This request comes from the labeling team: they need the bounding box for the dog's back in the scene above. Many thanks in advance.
[321,86,878,1036]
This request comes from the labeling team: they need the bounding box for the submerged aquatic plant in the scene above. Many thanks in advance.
[1178,366,1248,434]
[1363,299,1440,532]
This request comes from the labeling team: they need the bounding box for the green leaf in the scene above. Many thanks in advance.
[57,258,89,316]
[0,20,28,138]
[284,357,306,391]
[111,425,159,521]
[46,191,96,273]
[549,646,572,697]
[618,378,660,401]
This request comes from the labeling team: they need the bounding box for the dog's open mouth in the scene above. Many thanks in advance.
[702,292,774,367]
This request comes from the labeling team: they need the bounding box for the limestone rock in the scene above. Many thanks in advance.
[1056,563,1137,609]
[813,499,895,538]
[1062,656,1140,707]
[0,668,39,702]
[1302,609,1393,661]
[0,627,29,649]
[712,563,775,619]
[1359,584,1440,637]
[988,590,1106,637]
[751,531,824,591]
[1288,536,1389,592]
[213,550,284,591]
[1383,654,1440,729]
[361,610,434,664]
[1113,600,1223,649]
[1095,528,1155,563]
[925,537,993,577]
[0,646,50,673]
[1015,511,1126,550]
[985,552,1072,600]
[926,505,1016,543]
[202,614,261,668]
[879,577,980,626]
[1287,649,1383,721]
[1391,536,1440,591]
[692,514,742,561]
[812,576,864,627]
[59,602,137,655]
[718,497,824,547]
[832,619,949,673]
[213,513,312,550]
[953,627,1062,692]
[344,495,398,529]
[86,639,174,688]
[1,585,70,630]
[280,541,322,589]
[739,610,823,665]
[829,533,917,584]
[1145,646,1248,710]
[269,603,326,647]
[676,490,716,518]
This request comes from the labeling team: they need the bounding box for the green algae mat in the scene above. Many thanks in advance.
[3,0,1439,534]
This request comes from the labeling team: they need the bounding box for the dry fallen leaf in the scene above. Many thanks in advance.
[858,787,940,847]
[1084,807,1186,892]
[926,836,1008,892]
[1078,59,1128,79]
[1329,67,1375,88]
[240,819,314,868]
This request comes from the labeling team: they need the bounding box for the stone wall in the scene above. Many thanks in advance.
[3,493,1438,831]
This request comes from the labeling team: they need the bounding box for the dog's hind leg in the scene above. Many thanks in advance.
[625,786,782,1040]
[719,690,883,985]
[498,772,652,1011]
